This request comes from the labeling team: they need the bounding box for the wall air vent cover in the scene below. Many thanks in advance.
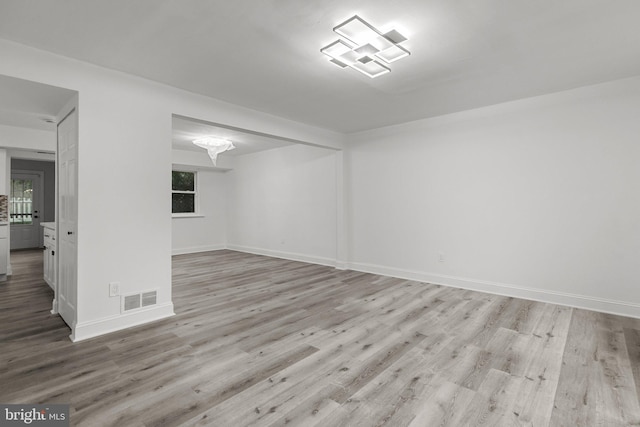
[123,294,140,312]
[141,291,157,307]
[121,290,158,313]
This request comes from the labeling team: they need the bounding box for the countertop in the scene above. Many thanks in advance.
[40,222,56,230]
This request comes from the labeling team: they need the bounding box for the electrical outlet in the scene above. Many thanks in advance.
[109,282,120,297]
[438,252,445,263]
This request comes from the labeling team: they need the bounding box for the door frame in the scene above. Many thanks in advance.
[9,169,45,250]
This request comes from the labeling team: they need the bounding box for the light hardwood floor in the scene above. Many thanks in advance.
[2,249,640,426]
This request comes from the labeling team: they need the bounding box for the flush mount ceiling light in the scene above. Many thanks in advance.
[193,137,235,166]
[321,15,410,78]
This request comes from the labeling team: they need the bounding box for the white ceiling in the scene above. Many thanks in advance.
[172,115,293,156]
[0,76,292,157]
[1,1,639,133]
[0,75,76,130]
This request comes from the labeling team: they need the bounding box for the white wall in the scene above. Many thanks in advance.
[0,124,55,152]
[0,39,342,340]
[227,144,338,266]
[172,147,234,171]
[172,168,228,255]
[348,76,640,317]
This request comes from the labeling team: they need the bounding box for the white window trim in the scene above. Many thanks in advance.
[172,170,200,217]
[172,213,204,219]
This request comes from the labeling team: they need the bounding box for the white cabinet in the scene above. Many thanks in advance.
[42,223,56,290]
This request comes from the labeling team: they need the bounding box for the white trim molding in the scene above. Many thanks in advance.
[71,302,175,342]
[172,213,204,219]
[172,244,226,256]
[172,245,640,320]
[348,262,640,319]
[227,244,337,268]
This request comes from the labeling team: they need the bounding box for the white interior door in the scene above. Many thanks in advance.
[9,171,43,250]
[57,108,78,330]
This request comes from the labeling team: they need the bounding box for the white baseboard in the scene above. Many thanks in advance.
[70,302,175,342]
[72,243,638,343]
[334,261,349,270]
[227,244,337,268]
[172,244,226,255]
[348,262,640,319]
[202,248,640,318]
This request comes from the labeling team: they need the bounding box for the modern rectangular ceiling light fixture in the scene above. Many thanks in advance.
[383,29,408,44]
[355,43,380,56]
[321,14,410,78]
[329,58,349,68]
[376,44,410,63]
[351,59,391,78]
[334,15,382,46]
[320,40,353,59]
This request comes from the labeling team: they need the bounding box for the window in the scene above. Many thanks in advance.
[172,170,197,215]
[10,178,34,224]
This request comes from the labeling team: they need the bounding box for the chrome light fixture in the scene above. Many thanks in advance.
[193,137,235,166]
[321,15,410,78]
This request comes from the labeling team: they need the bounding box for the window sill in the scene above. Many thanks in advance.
[172,213,204,219]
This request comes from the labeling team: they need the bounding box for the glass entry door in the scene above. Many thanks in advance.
[10,172,43,249]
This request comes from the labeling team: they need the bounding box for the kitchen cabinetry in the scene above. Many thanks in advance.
[42,222,56,290]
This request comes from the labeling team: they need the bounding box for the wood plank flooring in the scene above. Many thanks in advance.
[2,249,640,426]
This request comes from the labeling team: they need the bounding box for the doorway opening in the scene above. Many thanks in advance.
[0,74,77,332]
[9,168,48,250]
